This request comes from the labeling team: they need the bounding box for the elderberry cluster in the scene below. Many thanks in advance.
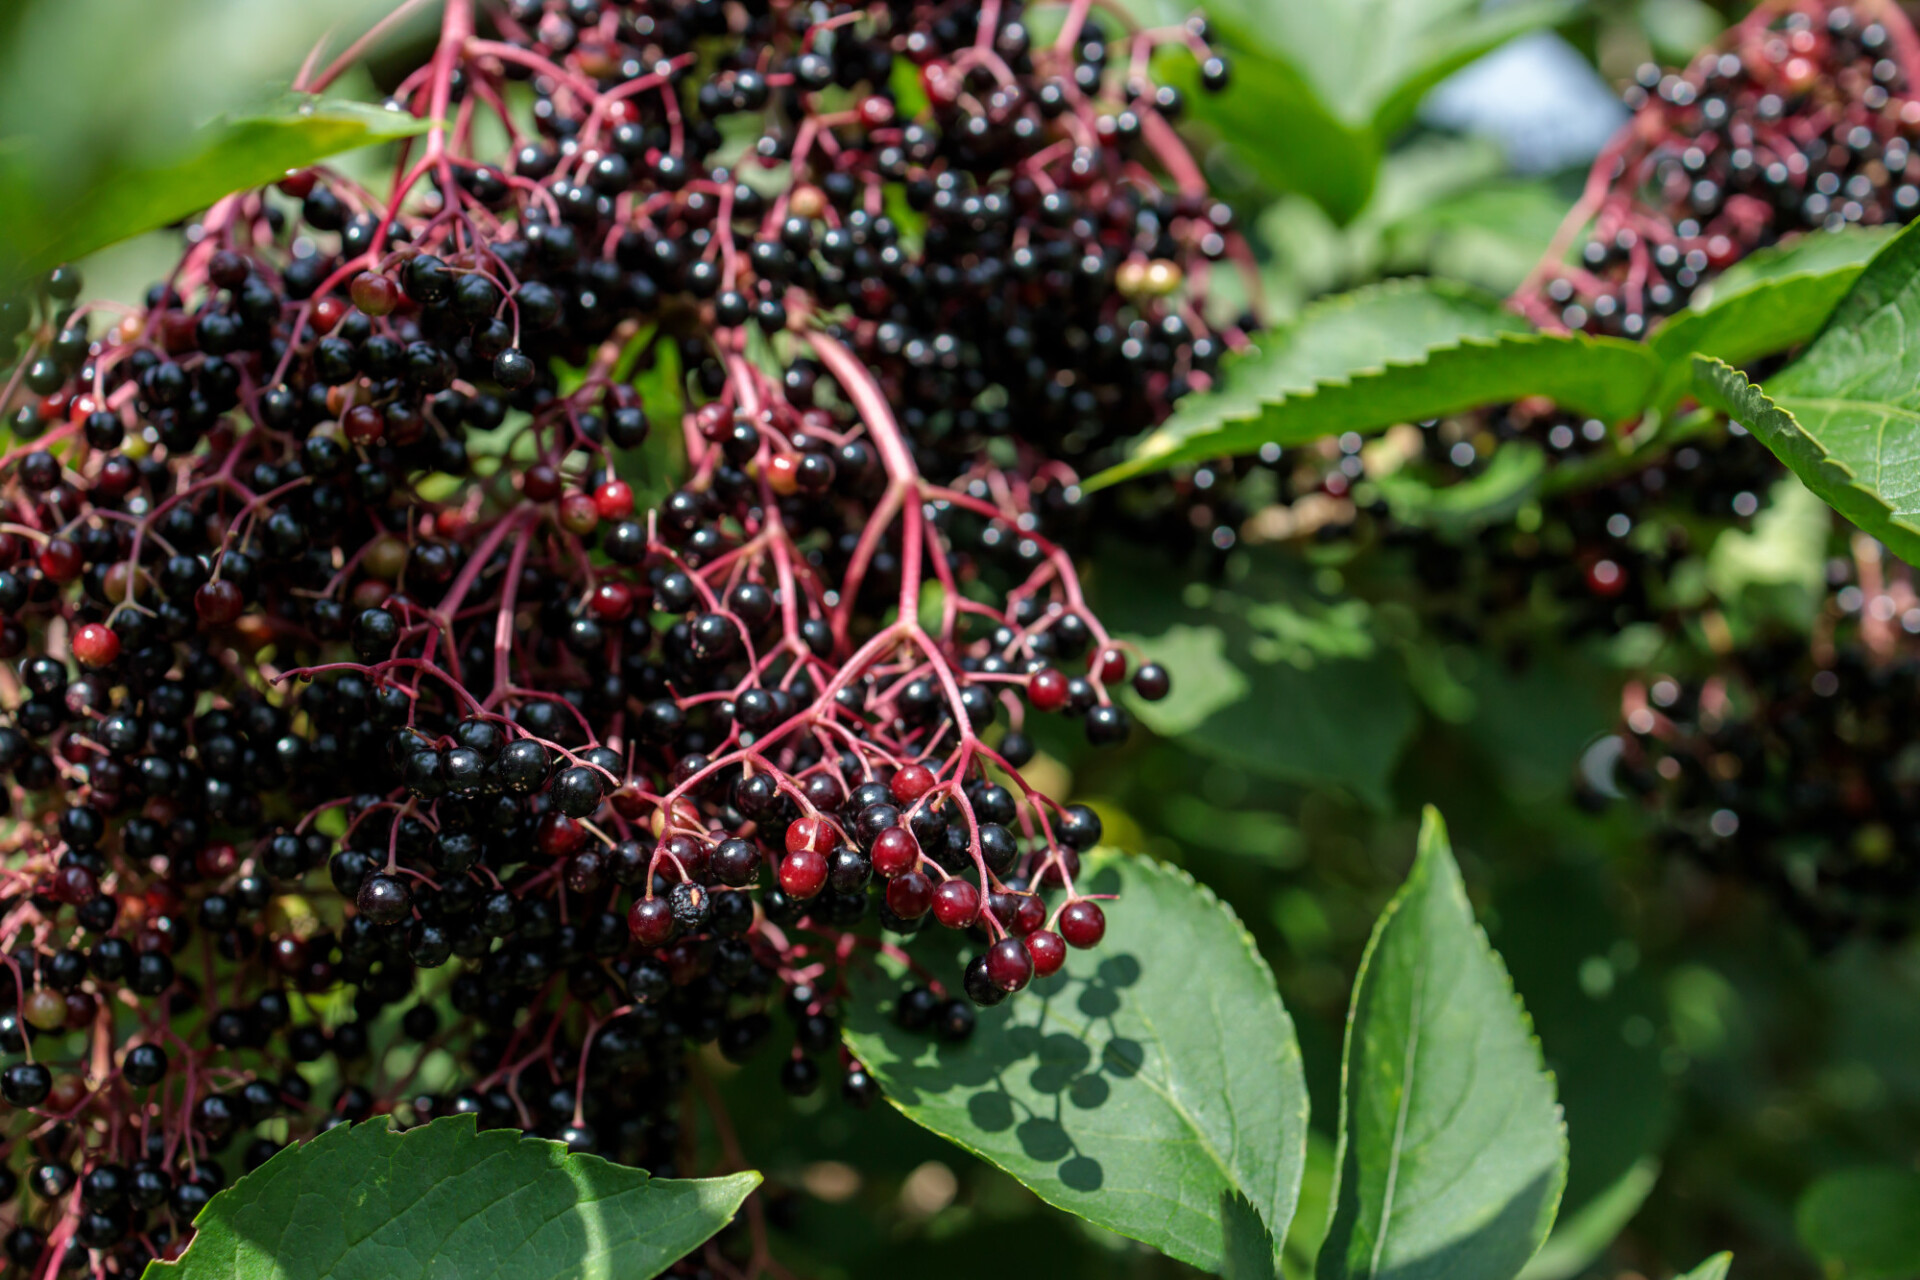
[0,0,1216,1270]
[1610,560,1920,945]
[1517,1,1920,335]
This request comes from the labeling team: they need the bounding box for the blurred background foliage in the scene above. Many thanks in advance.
[4,0,1909,1277]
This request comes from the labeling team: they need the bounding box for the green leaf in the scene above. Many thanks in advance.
[1169,47,1379,224]
[1318,808,1568,1280]
[143,1116,759,1280]
[1693,358,1920,564]
[1645,228,1894,409]
[1089,279,1525,489]
[1676,1255,1734,1280]
[1094,559,1418,809]
[1223,1192,1281,1280]
[843,853,1310,1275]
[1182,0,1579,221]
[1,98,429,285]
[1093,324,1657,490]
[1373,442,1548,535]
[1796,1168,1920,1280]
[1689,220,1920,563]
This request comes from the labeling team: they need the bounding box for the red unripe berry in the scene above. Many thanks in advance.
[1029,667,1069,712]
[1060,900,1106,949]
[312,296,348,335]
[859,95,895,126]
[589,582,634,620]
[71,623,119,668]
[523,464,562,503]
[194,580,244,625]
[890,764,936,804]
[39,391,70,422]
[765,453,800,495]
[870,826,918,878]
[349,272,399,317]
[885,870,933,919]
[537,812,588,858]
[779,849,829,900]
[1586,558,1627,597]
[52,865,98,906]
[94,455,138,499]
[343,404,385,444]
[785,816,833,855]
[1094,647,1127,683]
[196,842,239,878]
[986,937,1034,992]
[1026,930,1067,977]
[38,537,81,584]
[278,168,318,198]
[931,879,980,928]
[558,494,600,535]
[1012,893,1047,936]
[593,480,634,519]
[628,897,676,946]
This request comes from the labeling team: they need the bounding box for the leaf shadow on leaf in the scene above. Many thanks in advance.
[855,940,1143,1196]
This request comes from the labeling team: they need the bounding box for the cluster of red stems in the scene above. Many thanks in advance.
[0,0,1236,1273]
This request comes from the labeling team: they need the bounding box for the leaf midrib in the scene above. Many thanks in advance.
[1368,960,1425,1278]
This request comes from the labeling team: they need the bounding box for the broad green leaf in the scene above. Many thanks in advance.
[1224,1192,1281,1280]
[1184,0,1578,221]
[1690,220,1920,564]
[1,99,429,285]
[1168,46,1379,224]
[1796,1168,1920,1280]
[843,854,1310,1275]
[1095,559,1417,809]
[1645,228,1894,409]
[1093,327,1658,490]
[1677,1255,1734,1280]
[144,1116,759,1280]
[1088,279,1528,490]
[1318,808,1568,1280]
[1693,358,1920,564]
[1373,442,1547,535]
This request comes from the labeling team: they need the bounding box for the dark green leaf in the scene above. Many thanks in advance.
[1092,326,1657,490]
[1645,228,1894,409]
[1796,1168,1920,1280]
[1224,1192,1281,1280]
[1693,358,1920,565]
[143,1115,758,1280]
[1373,442,1547,535]
[1,99,428,285]
[1689,220,1920,563]
[1179,0,1577,221]
[1168,47,1379,223]
[843,854,1310,1275]
[1093,559,1418,809]
[1318,808,1568,1280]
[1088,279,1527,489]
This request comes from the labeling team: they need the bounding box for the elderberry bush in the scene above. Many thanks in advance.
[0,0,1221,1269]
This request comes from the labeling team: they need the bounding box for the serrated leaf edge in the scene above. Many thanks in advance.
[853,851,1311,1271]
[1319,806,1568,1280]
[1088,330,1650,492]
[1691,356,1920,564]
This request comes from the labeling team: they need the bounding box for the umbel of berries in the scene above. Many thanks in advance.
[0,0,1207,1267]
